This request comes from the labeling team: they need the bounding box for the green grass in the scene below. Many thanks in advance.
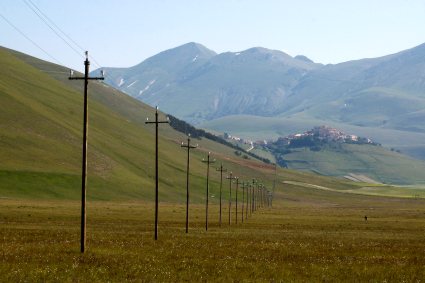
[0,47,277,202]
[279,144,425,184]
[284,180,425,198]
[2,181,425,282]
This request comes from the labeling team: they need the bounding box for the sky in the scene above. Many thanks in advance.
[1,0,425,72]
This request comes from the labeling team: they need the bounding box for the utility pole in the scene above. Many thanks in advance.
[257,184,260,210]
[216,164,227,227]
[68,51,104,253]
[258,183,263,209]
[246,182,252,216]
[255,181,260,211]
[226,173,236,225]
[260,184,263,207]
[270,191,273,207]
[235,178,243,224]
[202,152,215,231]
[251,179,256,213]
[241,182,245,223]
[246,183,250,219]
[264,190,270,208]
[181,135,197,233]
[145,107,169,240]
[255,182,260,211]
[273,163,277,193]
[268,190,271,208]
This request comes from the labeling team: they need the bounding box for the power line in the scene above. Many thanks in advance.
[24,0,104,70]
[0,13,63,65]
[26,0,86,53]
[21,0,105,71]
[22,0,84,60]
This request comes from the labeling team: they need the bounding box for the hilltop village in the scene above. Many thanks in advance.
[224,126,376,149]
[273,126,375,147]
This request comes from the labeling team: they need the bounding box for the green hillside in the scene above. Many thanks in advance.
[0,47,274,201]
[274,143,425,185]
[204,116,425,184]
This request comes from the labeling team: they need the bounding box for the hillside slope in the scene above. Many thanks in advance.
[274,143,425,185]
[0,47,277,201]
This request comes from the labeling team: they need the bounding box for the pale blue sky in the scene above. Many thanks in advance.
[1,0,425,72]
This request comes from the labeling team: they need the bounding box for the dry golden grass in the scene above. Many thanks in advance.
[2,185,425,282]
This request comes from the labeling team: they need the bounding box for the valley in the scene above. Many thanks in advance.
[3,1,425,281]
[96,42,425,162]
[2,45,425,282]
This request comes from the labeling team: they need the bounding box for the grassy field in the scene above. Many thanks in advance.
[2,182,425,282]
[2,46,425,281]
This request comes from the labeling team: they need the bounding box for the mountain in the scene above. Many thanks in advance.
[201,43,425,160]
[99,42,425,160]
[279,43,425,127]
[96,43,322,124]
[97,42,425,129]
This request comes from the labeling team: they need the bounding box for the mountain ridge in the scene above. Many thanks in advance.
[96,42,321,122]
[95,42,425,160]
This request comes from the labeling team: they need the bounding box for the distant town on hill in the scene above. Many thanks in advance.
[273,126,377,148]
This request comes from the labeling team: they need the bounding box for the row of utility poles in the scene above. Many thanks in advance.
[69,52,274,253]
[170,144,274,235]
[180,139,274,234]
[145,128,274,238]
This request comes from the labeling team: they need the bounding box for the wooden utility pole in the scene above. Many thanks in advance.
[256,182,260,210]
[181,135,197,233]
[273,163,277,193]
[235,178,243,224]
[226,173,236,225]
[145,107,169,240]
[69,51,104,253]
[202,152,215,231]
[246,183,252,216]
[251,179,256,213]
[216,164,227,227]
[246,183,250,219]
[241,182,246,223]
[258,183,262,209]
[259,184,263,208]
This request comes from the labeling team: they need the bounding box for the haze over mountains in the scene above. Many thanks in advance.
[98,42,425,160]
[97,42,321,122]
